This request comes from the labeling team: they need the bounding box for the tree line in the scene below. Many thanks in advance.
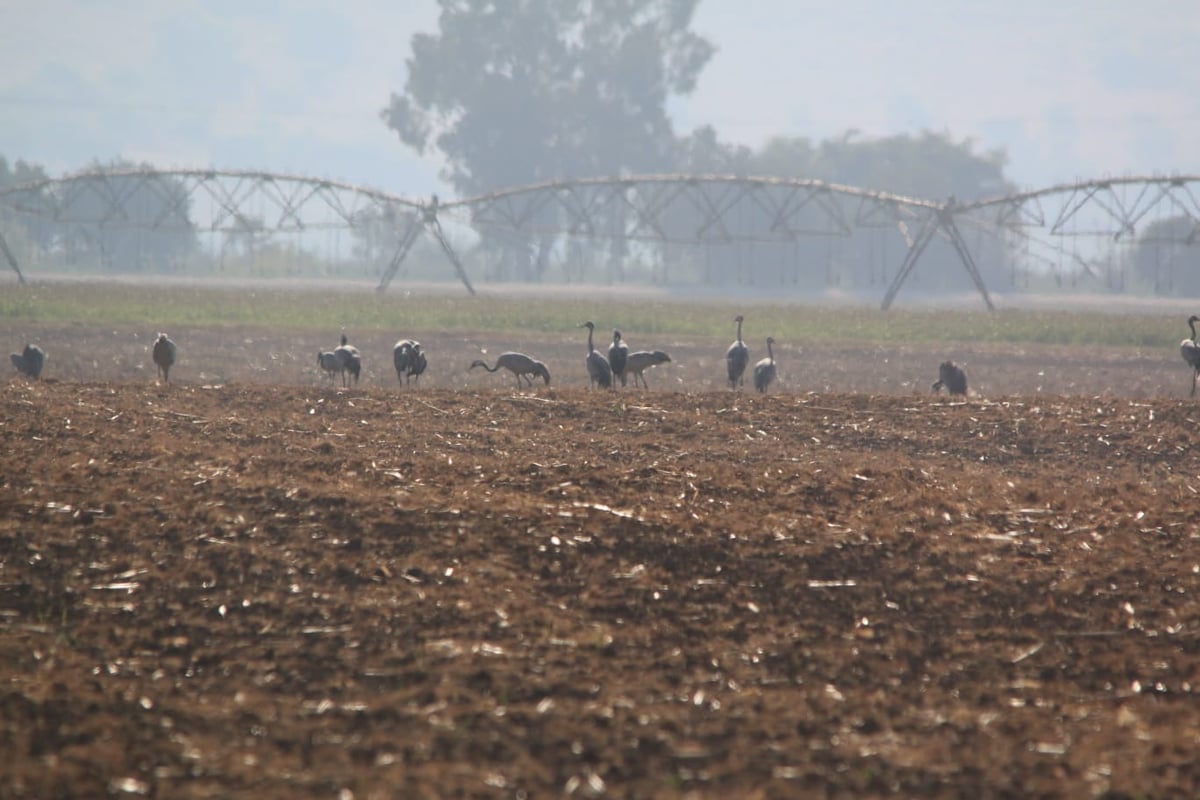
[2,0,1195,294]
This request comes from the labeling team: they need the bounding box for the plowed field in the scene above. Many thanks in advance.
[3,323,1200,798]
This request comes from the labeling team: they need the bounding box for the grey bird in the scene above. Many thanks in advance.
[931,361,968,396]
[1181,315,1200,397]
[406,344,427,385]
[753,336,776,393]
[470,352,551,388]
[333,333,360,387]
[726,314,750,389]
[10,343,46,380]
[624,350,671,389]
[580,321,612,389]
[608,330,629,387]
[393,339,427,386]
[318,351,341,380]
[152,333,176,383]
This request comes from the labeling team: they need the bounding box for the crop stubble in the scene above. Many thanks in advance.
[2,324,1200,797]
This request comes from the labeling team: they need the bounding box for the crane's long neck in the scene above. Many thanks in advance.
[587,326,595,353]
[1191,318,1197,341]
[767,339,774,362]
[736,318,743,344]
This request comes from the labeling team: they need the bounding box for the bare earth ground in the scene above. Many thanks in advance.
[3,323,1200,798]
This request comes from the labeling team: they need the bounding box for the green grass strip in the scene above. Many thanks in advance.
[0,280,1186,349]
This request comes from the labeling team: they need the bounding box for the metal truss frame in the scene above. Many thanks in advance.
[2,168,1198,308]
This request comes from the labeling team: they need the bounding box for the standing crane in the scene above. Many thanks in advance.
[726,314,750,389]
[753,336,777,393]
[333,333,361,387]
[1181,315,1200,397]
[580,321,613,389]
[152,333,176,383]
[609,330,629,387]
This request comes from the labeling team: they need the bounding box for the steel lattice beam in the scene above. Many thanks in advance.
[3,168,1199,308]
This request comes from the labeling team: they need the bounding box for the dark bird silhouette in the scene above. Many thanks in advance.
[333,333,360,387]
[407,344,427,384]
[624,350,671,389]
[393,339,427,386]
[152,333,176,383]
[470,352,551,388]
[608,330,629,387]
[317,351,340,381]
[1181,315,1200,397]
[931,361,968,396]
[726,314,750,389]
[10,343,46,379]
[580,321,612,389]
[753,336,776,393]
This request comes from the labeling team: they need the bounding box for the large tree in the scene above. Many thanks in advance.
[0,157,54,257]
[1130,215,1200,295]
[672,129,1021,292]
[0,157,48,188]
[56,160,197,273]
[383,0,714,195]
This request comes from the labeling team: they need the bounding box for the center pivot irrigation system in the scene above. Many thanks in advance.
[1,168,1198,309]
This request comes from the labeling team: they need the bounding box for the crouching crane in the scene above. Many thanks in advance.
[931,361,968,396]
[470,352,551,388]
[624,350,671,389]
[10,343,46,379]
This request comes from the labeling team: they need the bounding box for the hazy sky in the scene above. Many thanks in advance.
[2,1,1197,199]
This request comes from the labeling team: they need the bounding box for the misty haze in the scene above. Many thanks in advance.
[1,1,1196,302]
[3,4,1200,799]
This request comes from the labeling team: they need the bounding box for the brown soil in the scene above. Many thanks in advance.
[3,323,1200,798]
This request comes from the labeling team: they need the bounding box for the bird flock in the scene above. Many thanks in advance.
[10,315,1200,398]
